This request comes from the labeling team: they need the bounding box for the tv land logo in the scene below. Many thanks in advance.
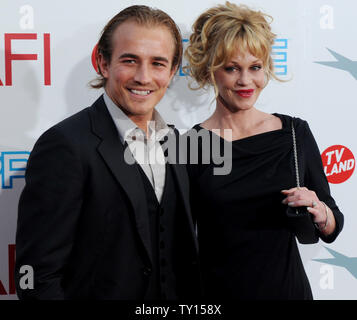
[91,38,289,77]
[321,145,355,184]
[0,151,29,189]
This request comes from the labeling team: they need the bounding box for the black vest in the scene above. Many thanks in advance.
[138,162,179,300]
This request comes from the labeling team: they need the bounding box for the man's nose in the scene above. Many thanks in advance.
[133,63,151,84]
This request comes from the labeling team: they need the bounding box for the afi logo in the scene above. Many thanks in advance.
[0,33,51,86]
[0,151,29,189]
[0,245,15,295]
[322,145,355,184]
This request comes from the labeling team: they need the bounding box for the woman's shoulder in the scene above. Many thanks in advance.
[274,113,309,131]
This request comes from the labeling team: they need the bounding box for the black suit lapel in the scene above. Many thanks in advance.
[88,95,153,265]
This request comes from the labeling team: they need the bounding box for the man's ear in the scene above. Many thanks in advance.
[97,53,109,78]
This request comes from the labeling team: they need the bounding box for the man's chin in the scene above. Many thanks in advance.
[124,105,156,118]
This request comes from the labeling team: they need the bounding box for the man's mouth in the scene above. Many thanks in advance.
[129,89,152,96]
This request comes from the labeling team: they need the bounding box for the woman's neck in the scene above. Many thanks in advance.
[201,99,279,141]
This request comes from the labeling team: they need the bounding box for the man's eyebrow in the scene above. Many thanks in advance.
[152,56,169,63]
[119,53,169,63]
[119,53,139,59]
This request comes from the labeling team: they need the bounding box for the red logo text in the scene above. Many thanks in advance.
[322,145,355,184]
[0,33,51,86]
[0,244,16,295]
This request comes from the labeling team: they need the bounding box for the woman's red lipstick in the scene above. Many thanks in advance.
[236,89,254,98]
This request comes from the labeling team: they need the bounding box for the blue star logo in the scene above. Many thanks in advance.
[312,247,357,279]
[315,48,357,80]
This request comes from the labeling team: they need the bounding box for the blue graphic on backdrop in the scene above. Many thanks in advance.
[179,38,289,76]
[0,151,29,189]
[180,39,189,76]
[272,38,288,75]
[313,246,357,279]
[315,49,357,80]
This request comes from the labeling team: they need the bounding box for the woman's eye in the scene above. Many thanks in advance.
[224,66,238,72]
[251,65,262,71]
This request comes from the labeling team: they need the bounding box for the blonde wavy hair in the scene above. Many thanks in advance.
[185,2,281,95]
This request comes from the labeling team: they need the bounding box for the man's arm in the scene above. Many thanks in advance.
[15,127,84,300]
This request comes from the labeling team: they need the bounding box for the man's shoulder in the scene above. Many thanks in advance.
[48,96,105,134]
[36,96,105,148]
[52,106,91,133]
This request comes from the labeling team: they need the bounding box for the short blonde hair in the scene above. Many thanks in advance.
[185,2,280,94]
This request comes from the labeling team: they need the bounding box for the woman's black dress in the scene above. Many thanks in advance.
[187,113,344,300]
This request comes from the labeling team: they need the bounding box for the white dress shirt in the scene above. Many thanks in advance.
[104,92,169,203]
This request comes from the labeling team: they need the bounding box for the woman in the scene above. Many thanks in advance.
[185,2,344,299]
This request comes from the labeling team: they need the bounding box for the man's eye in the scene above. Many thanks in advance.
[122,59,136,64]
[153,62,165,67]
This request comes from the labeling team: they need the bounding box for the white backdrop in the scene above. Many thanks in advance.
[1,0,356,300]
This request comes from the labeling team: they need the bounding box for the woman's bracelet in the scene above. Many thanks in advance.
[315,201,329,231]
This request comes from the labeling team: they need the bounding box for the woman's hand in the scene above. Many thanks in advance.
[281,187,336,235]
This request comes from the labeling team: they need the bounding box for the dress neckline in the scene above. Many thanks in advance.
[194,113,289,143]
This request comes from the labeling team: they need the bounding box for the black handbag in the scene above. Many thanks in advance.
[285,120,319,244]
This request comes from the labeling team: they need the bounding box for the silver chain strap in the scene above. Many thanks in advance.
[291,120,300,188]
[291,120,300,214]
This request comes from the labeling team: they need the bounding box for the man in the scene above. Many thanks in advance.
[15,5,200,300]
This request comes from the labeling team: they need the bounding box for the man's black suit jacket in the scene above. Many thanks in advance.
[15,95,201,299]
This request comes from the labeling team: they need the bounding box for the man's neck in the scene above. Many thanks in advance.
[127,113,154,136]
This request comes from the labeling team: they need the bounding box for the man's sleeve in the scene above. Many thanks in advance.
[15,127,84,300]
